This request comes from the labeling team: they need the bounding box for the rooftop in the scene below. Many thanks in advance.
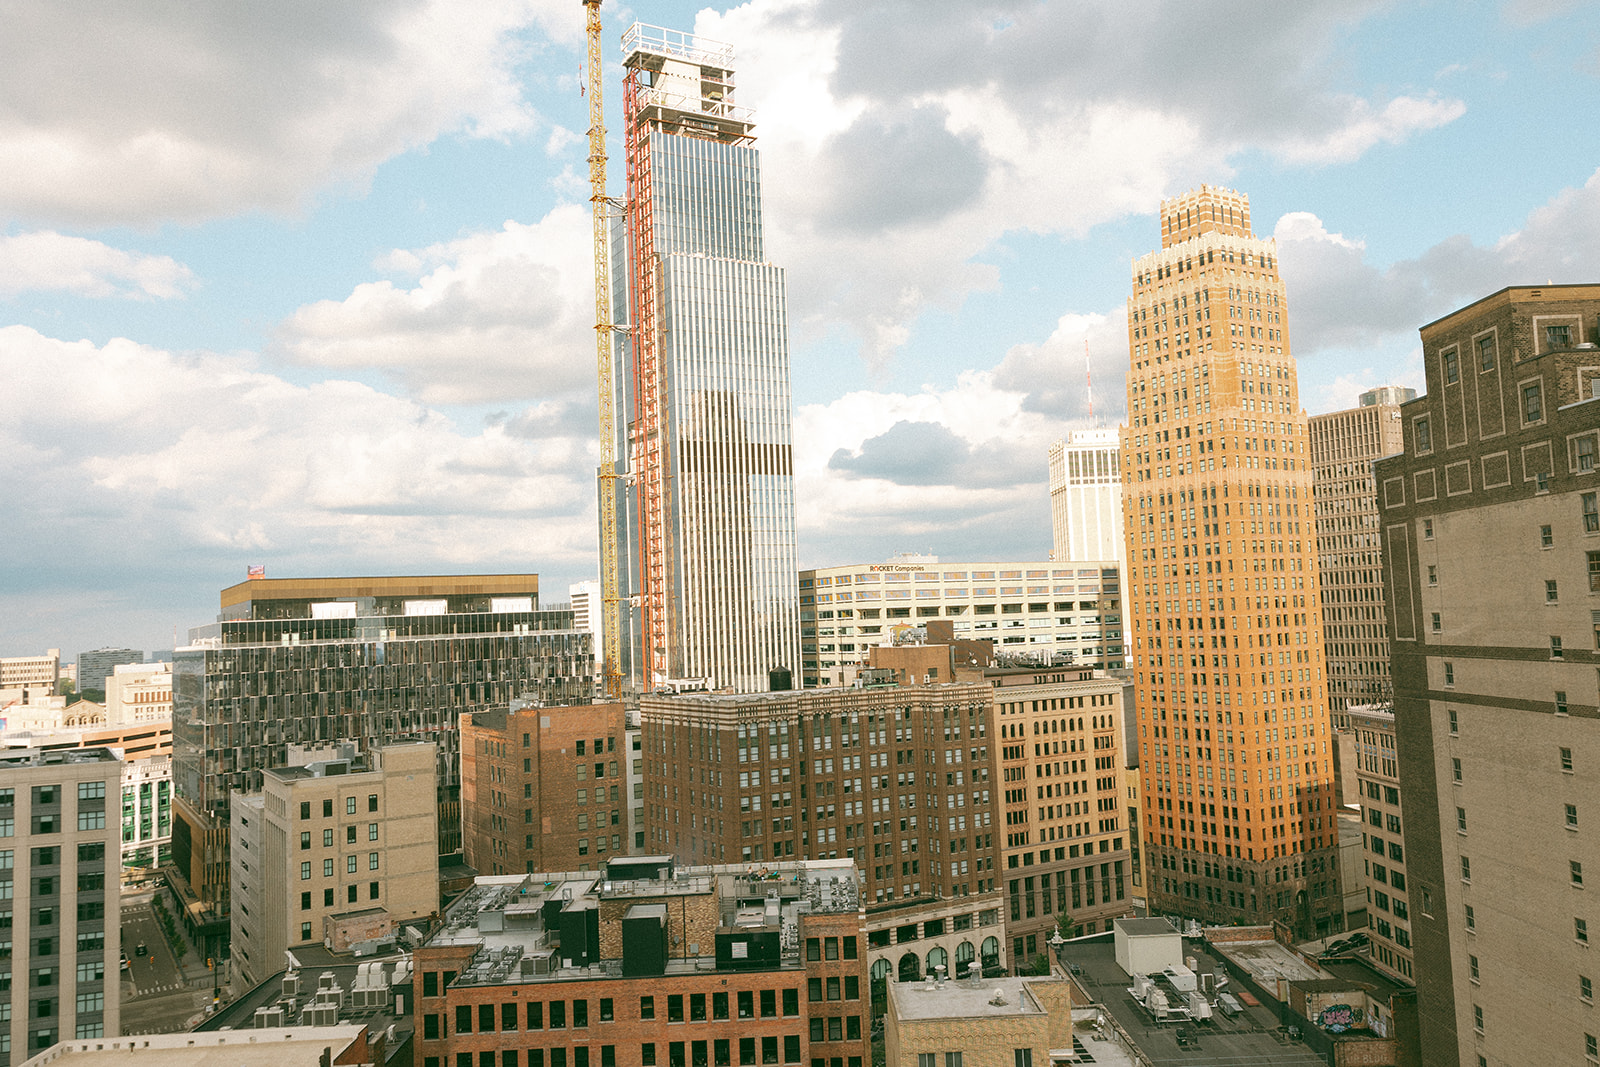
[1114,917,1181,938]
[0,747,121,769]
[889,976,1044,1022]
[20,1026,369,1067]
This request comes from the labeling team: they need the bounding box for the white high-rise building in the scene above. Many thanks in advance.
[609,24,800,691]
[1048,429,1123,562]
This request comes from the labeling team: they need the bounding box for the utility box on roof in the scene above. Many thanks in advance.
[1114,917,1182,977]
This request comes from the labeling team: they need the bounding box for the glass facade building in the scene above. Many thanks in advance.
[610,24,800,691]
[168,575,593,956]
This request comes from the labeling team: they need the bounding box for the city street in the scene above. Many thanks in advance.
[119,894,217,1034]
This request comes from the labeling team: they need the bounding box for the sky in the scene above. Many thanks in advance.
[3,0,1600,662]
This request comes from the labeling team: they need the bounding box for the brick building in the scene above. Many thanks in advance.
[1376,284,1600,1067]
[883,975,1073,1067]
[1121,185,1340,937]
[993,665,1136,967]
[461,702,630,876]
[413,858,868,1067]
[639,682,1010,987]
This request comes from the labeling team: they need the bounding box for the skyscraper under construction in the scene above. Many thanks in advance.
[1120,186,1340,937]
[610,23,800,691]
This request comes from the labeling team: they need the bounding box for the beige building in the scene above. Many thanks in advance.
[1121,184,1340,937]
[1309,390,1412,727]
[884,975,1072,1067]
[101,662,171,726]
[993,665,1136,966]
[0,651,59,704]
[1048,429,1124,564]
[800,557,1124,688]
[1347,703,1411,981]
[229,742,438,985]
[0,748,122,1054]
[1377,284,1600,1067]
[19,1025,375,1067]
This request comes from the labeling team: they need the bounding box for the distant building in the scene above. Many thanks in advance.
[1347,703,1410,982]
[74,649,142,695]
[171,574,593,959]
[568,580,603,688]
[229,742,438,986]
[1359,385,1417,407]
[19,1025,378,1067]
[884,974,1073,1067]
[800,557,1124,688]
[1048,428,1124,563]
[1309,393,1410,726]
[102,662,171,726]
[460,701,630,876]
[0,748,123,1052]
[0,650,59,702]
[412,859,868,1067]
[991,664,1137,963]
[1376,284,1600,1067]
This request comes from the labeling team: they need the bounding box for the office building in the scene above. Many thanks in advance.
[412,858,868,1067]
[799,557,1124,689]
[1120,185,1340,937]
[101,663,171,726]
[460,701,630,876]
[1347,703,1411,982]
[0,651,59,703]
[0,748,122,1056]
[993,665,1136,967]
[609,23,800,692]
[1048,428,1124,563]
[1375,284,1600,1067]
[170,574,593,958]
[1309,391,1412,726]
[640,681,1010,981]
[229,742,438,985]
[569,580,603,688]
[73,650,142,697]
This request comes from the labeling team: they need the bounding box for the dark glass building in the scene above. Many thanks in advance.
[169,575,593,957]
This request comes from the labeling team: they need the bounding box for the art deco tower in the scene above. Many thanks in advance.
[1120,186,1340,937]
[611,24,801,691]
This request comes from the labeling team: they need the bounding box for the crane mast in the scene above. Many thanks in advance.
[583,0,623,698]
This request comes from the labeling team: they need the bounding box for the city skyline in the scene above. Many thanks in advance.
[2,1,1599,657]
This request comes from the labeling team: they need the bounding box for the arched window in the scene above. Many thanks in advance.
[925,946,948,977]
[898,952,921,982]
[980,937,1001,971]
[954,941,976,979]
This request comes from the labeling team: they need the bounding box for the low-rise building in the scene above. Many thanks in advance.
[20,1026,381,1067]
[102,663,171,726]
[884,974,1073,1067]
[413,858,869,1067]
[230,743,439,985]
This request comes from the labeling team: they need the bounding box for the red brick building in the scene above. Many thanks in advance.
[413,858,868,1067]
[462,701,628,875]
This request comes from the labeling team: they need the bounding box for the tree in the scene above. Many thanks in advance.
[1027,953,1051,976]
[1056,912,1079,940]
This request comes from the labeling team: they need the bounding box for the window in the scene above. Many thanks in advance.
[370,822,379,841]
[712,993,727,1020]
[1450,710,1459,735]
[300,862,311,881]
[1415,417,1432,453]
[1542,525,1555,548]
[1431,613,1442,634]
[1576,861,1586,886]
[945,1054,962,1067]
[1559,691,1571,715]
[1553,636,1565,660]
[759,990,775,1018]
[1443,349,1459,385]
[642,1048,656,1067]
[737,991,753,1019]
[301,922,312,941]
[1580,917,1589,943]
[1584,976,1594,1002]
[1571,805,1582,828]
[323,829,334,847]
[346,797,357,815]
[1473,1004,1484,1034]
[1587,494,1600,533]
[688,994,704,1022]
[1549,580,1561,603]
[640,996,654,1020]
[300,801,311,820]
[1580,438,1598,473]
[370,852,380,870]
[1469,955,1479,981]
[323,859,334,877]
[1424,518,1434,540]
[1461,856,1471,881]
[1564,746,1575,771]
[529,1002,543,1029]
[1457,807,1468,833]
[1525,382,1544,424]
[781,989,797,1016]
[1465,904,1475,929]
[369,794,379,812]
[1444,662,1455,686]
[1428,565,1438,586]
[1548,324,1573,349]
[323,799,333,817]
[1013,1052,1032,1067]
[1477,335,1495,371]
[574,999,589,1028]
[918,1057,935,1067]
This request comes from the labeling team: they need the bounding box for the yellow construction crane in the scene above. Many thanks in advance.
[583,0,623,699]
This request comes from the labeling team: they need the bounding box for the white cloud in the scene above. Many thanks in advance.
[0,324,598,604]
[690,0,1466,372]
[0,231,195,299]
[0,1,583,226]
[275,206,594,405]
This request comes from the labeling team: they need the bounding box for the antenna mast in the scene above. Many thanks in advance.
[1084,336,1095,424]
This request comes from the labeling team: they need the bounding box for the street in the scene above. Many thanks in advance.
[119,893,216,1034]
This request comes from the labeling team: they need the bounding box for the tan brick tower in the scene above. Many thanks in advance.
[1120,185,1340,937]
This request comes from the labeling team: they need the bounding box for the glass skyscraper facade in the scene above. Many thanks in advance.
[610,24,800,692]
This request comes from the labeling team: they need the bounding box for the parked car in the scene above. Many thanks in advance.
[135,943,147,957]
